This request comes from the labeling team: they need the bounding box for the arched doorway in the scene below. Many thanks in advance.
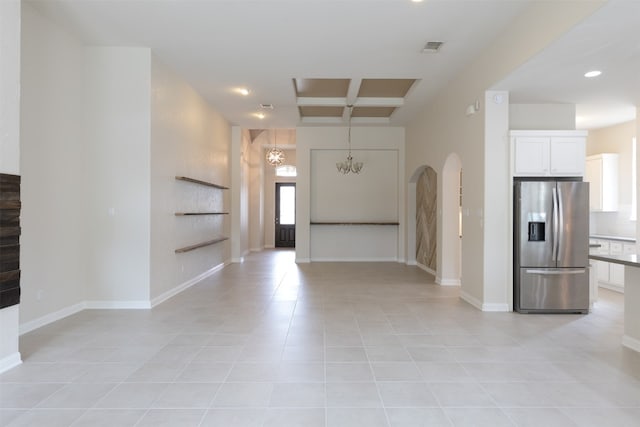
[407,165,437,276]
[415,167,437,274]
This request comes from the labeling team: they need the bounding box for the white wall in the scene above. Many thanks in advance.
[20,2,87,324]
[83,47,152,306]
[149,54,231,303]
[510,103,576,130]
[405,1,604,310]
[296,126,405,262]
[0,0,21,373]
[587,120,637,238]
[17,6,233,334]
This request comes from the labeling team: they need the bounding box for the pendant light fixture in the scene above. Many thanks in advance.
[266,129,285,166]
[336,105,363,174]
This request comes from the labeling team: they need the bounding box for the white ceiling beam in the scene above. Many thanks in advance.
[296,97,346,106]
[300,116,344,124]
[350,117,391,125]
[354,97,405,107]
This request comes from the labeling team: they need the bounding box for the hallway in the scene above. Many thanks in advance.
[1,250,639,426]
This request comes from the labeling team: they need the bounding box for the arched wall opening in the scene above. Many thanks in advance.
[407,165,436,275]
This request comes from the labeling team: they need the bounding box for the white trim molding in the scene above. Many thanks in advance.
[19,264,229,336]
[85,300,151,309]
[20,302,86,335]
[460,290,483,310]
[436,278,461,286]
[622,335,640,353]
[296,258,311,264]
[416,262,436,277]
[460,290,509,312]
[150,262,225,307]
[0,352,21,374]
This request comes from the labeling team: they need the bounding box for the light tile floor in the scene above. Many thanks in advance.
[1,249,640,426]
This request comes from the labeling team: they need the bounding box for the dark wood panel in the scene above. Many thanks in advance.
[0,173,20,191]
[0,209,20,223]
[0,226,21,238]
[0,201,21,210]
[0,192,20,201]
[0,173,20,308]
[0,287,21,309]
[0,277,19,292]
[0,235,19,246]
[0,270,20,282]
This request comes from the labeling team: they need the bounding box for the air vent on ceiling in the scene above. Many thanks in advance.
[259,103,274,109]
[422,41,443,53]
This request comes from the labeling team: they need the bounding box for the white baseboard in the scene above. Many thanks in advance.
[481,303,510,312]
[0,352,21,374]
[296,258,310,263]
[19,265,229,335]
[460,290,509,312]
[151,262,225,307]
[20,302,86,335]
[622,335,640,352]
[231,257,244,263]
[460,290,483,310]
[416,262,436,276]
[406,260,417,266]
[436,278,461,286]
[264,245,275,249]
[598,283,624,294]
[85,300,151,309]
[250,247,263,252]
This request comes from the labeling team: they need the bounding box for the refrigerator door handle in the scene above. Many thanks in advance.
[525,269,586,275]
[557,185,564,260]
[552,187,559,262]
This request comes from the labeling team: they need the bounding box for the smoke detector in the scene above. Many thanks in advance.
[422,41,444,53]
[259,103,274,110]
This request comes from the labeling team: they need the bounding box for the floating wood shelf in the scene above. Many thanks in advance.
[175,237,229,253]
[175,176,229,190]
[175,212,229,216]
[310,222,399,226]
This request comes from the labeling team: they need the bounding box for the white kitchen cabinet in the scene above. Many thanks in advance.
[511,131,587,177]
[585,153,619,211]
[592,238,635,293]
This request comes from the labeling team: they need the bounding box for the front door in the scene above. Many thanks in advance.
[275,183,295,247]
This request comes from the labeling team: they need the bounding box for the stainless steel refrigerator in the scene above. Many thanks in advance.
[513,179,589,313]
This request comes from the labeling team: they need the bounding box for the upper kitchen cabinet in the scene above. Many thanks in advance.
[511,130,587,177]
[585,153,619,211]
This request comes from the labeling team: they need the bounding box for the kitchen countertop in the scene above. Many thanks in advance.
[590,234,636,243]
[589,252,640,268]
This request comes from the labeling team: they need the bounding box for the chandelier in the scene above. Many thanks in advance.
[266,129,285,166]
[336,106,363,174]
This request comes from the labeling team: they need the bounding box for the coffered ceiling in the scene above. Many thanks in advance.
[294,78,416,123]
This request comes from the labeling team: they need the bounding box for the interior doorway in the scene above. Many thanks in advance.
[275,183,296,247]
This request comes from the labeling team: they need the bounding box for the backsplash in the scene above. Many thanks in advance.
[590,203,636,239]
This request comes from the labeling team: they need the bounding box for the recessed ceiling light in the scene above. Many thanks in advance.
[584,70,602,78]
[235,88,250,96]
[411,0,424,2]
[254,112,265,119]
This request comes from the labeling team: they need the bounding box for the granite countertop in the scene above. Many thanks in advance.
[590,234,636,243]
[589,252,640,268]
